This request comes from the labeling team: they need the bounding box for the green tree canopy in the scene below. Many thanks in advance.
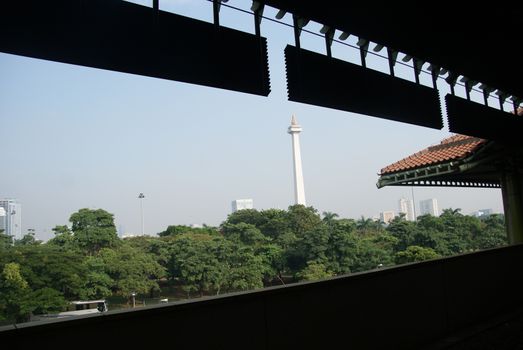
[395,245,441,265]
[69,208,119,255]
[223,209,264,227]
[14,231,41,246]
[157,225,218,237]
[99,242,166,298]
[296,261,334,282]
[47,225,75,251]
[0,262,31,322]
[0,231,13,250]
[286,205,322,237]
[221,223,268,246]
[257,209,291,240]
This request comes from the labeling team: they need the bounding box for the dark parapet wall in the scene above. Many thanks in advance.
[0,0,271,97]
[446,94,523,148]
[285,45,443,129]
[2,245,523,349]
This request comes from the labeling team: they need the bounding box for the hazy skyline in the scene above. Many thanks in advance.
[0,1,505,240]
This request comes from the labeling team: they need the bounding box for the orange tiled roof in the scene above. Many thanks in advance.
[380,134,487,175]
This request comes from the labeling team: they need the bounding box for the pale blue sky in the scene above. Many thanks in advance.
[0,0,504,240]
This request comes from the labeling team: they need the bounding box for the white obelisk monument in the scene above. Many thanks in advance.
[288,115,306,205]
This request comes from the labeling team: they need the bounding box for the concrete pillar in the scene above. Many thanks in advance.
[501,165,523,244]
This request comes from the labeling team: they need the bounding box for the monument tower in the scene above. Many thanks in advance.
[288,115,306,205]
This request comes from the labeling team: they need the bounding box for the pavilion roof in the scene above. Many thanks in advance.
[376,134,502,189]
[380,135,487,175]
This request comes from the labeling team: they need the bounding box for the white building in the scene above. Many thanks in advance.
[0,199,22,239]
[0,207,6,234]
[472,209,493,217]
[398,198,415,221]
[231,199,254,212]
[419,198,439,217]
[380,210,396,224]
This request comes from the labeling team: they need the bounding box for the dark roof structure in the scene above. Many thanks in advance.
[260,1,523,100]
[1,1,523,349]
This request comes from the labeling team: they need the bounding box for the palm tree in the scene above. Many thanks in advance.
[322,211,339,223]
[356,216,384,235]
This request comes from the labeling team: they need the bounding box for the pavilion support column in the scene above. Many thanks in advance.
[501,165,523,244]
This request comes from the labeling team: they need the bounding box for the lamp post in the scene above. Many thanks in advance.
[138,193,145,236]
[131,292,136,308]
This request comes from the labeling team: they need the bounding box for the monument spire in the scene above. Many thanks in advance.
[288,115,306,205]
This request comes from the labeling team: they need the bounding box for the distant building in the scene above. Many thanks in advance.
[231,199,254,213]
[190,223,203,228]
[472,209,493,218]
[419,198,439,217]
[0,207,6,234]
[118,224,125,237]
[0,199,22,239]
[380,211,396,224]
[398,198,415,221]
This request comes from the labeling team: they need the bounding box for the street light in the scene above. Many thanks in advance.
[138,193,145,235]
[131,292,136,308]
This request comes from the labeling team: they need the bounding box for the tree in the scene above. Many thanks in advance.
[325,223,358,274]
[285,224,333,275]
[10,245,87,300]
[254,243,285,283]
[395,245,440,264]
[472,214,507,250]
[0,231,13,250]
[99,243,166,299]
[296,261,334,282]
[351,236,393,272]
[0,262,66,322]
[356,216,384,235]
[167,234,223,297]
[221,223,268,246]
[386,216,417,252]
[69,208,119,255]
[322,211,339,224]
[80,256,114,300]
[0,262,30,322]
[27,288,67,317]
[47,225,75,250]
[126,236,171,267]
[257,209,291,240]
[220,245,264,293]
[286,205,322,237]
[223,209,264,227]
[157,225,218,237]
[14,230,41,246]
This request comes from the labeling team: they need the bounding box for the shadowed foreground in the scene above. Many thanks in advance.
[2,244,523,349]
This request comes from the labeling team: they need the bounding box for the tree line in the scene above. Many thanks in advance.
[0,205,507,323]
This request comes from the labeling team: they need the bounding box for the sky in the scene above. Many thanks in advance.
[0,0,506,241]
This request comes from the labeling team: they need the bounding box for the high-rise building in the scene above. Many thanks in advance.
[231,199,254,213]
[398,197,415,221]
[0,199,22,239]
[0,207,6,234]
[288,115,306,205]
[380,211,396,224]
[419,198,439,216]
